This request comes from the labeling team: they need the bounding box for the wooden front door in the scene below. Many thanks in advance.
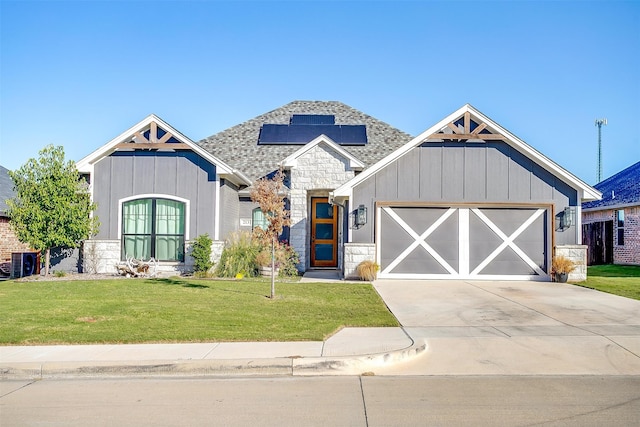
[310,197,338,267]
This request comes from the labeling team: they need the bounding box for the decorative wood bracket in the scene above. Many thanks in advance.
[115,121,189,150]
[428,112,505,141]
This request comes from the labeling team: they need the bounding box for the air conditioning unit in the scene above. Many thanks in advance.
[11,252,40,279]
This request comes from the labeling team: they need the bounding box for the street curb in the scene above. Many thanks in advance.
[0,340,427,380]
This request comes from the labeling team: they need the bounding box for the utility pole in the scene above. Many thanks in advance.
[595,118,607,183]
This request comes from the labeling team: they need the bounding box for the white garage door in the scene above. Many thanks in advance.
[377,205,550,280]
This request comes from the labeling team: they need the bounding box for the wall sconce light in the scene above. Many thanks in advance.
[559,206,575,230]
[355,204,367,227]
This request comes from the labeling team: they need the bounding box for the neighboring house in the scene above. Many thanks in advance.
[1,165,78,275]
[0,165,33,275]
[77,102,600,281]
[582,161,640,266]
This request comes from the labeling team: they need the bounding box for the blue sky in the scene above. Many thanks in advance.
[1,0,638,185]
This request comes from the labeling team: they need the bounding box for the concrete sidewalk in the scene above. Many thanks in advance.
[0,327,426,379]
[3,278,640,379]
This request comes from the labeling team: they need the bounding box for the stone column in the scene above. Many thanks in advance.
[555,245,588,282]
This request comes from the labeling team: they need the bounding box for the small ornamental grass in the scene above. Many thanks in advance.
[216,230,300,279]
[552,255,576,274]
[215,231,261,278]
[356,260,380,281]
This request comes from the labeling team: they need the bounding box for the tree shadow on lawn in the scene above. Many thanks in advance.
[151,278,210,289]
[150,278,269,297]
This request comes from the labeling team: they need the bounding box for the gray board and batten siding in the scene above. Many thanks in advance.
[351,141,578,245]
[93,151,218,240]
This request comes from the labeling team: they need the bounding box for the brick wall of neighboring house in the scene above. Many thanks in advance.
[583,206,640,265]
[0,217,32,262]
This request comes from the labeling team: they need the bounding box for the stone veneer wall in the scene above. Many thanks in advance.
[555,245,587,282]
[82,240,120,274]
[344,243,376,280]
[288,143,356,271]
[82,239,225,275]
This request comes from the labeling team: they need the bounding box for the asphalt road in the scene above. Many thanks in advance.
[2,375,640,426]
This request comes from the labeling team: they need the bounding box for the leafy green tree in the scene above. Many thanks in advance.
[6,145,99,275]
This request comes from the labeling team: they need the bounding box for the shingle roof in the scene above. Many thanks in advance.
[198,101,413,183]
[582,161,640,210]
[0,165,15,216]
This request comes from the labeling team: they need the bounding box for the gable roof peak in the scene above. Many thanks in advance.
[332,104,601,202]
[76,114,251,186]
[280,135,365,170]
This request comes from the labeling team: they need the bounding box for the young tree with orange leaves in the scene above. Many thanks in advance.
[249,169,291,298]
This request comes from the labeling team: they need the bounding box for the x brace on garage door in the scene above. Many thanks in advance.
[377,206,550,280]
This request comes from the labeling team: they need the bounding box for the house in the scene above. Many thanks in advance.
[77,102,600,281]
[0,165,33,277]
[582,161,640,265]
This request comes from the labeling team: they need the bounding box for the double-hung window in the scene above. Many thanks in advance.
[122,198,185,261]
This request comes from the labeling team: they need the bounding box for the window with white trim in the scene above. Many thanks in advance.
[616,209,625,246]
[122,198,185,261]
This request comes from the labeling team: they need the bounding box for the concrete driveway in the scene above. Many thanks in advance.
[374,280,640,375]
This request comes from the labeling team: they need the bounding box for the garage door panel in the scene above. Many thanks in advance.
[393,207,450,233]
[378,205,549,280]
[468,212,503,272]
[512,212,547,271]
[395,247,451,275]
[479,208,538,236]
[470,208,547,276]
[426,212,458,264]
[478,246,537,275]
[380,209,414,266]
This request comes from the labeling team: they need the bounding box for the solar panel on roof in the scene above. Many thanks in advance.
[258,124,289,143]
[340,125,368,145]
[290,114,335,125]
[258,114,368,145]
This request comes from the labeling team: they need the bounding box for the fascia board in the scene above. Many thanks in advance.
[281,134,365,170]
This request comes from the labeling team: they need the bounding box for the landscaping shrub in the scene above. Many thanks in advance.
[277,242,300,277]
[191,233,214,274]
[215,231,261,277]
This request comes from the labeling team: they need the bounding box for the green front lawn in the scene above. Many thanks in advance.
[0,278,398,345]
[577,265,640,300]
